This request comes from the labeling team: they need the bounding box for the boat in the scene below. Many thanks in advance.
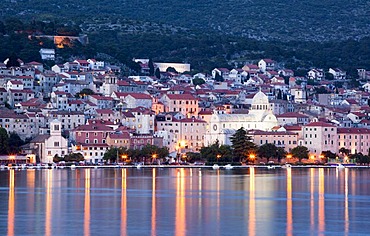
[212,164,220,170]
[267,165,275,170]
[224,164,233,170]
[336,164,345,169]
[136,163,142,169]
[70,164,76,170]
[282,164,292,169]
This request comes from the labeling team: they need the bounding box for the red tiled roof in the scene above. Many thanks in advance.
[74,124,114,132]
[179,118,207,123]
[277,112,309,118]
[108,132,131,139]
[305,121,335,127]
[337,128,370,134]
[96,109,113,114]
[126,93,152,99]
[165,94,197,100]
[9,80,23,85]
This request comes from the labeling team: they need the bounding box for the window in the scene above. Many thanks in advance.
[54,142,59,147]
[54,124,60,131]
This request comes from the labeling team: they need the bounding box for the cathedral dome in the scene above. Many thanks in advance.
[252,91,269,105]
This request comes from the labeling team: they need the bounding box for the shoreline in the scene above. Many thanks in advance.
[1,164,368,170]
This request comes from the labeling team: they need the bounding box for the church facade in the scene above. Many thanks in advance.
[204,91,278,146]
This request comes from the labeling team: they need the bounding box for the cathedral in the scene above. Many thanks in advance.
[204,91,278,145]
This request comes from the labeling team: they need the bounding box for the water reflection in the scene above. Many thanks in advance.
[318,168,325,234]
[3,168,370,235]
[121,169,127,236]
[7,169,15,236]
[45,169,53,236]
[286,168,292,236]
[175,168,186,236]
[310,168,315,232]
[84,169,91,236]
[151,168,156,236]
[248,167,255,236]
[344,168,349,234]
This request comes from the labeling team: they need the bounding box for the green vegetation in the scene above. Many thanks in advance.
[230,128,257,162]
[103,145,169,163]
[291,146,310,162]
[0,18,370,76]
[258,143,287,163]
[0,128,25,155]
[2,0,370,41]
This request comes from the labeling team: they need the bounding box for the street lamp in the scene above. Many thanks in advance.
[152,154,157,164]
[9,155,15,165]
[249,154,256,164]
[216,154,221,163]
[122,154,128,164]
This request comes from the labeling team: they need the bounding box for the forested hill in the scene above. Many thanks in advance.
[2,0,370,41]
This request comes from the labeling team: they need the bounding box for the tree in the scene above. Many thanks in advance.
[258,143,277,162]
[200,140,233,163]
[76,88,95,98]
[214,72,224,82]
[276,147,287,163]
[64,153,84,162]
[6,53,20,68]
[339,147,350,156]
[148,58,155,76]
[356,153,370,165]
[103,147,131,163]
[192,78,205,86]
[103,147,120,163]
[155,68,161,79]
[141,144,169,163]
[230,128,257,162]
[0,128,9,154]
[321,150,336,163]
[8,132,24,154]
[291,146,309,162]
[186,152,202,163]
[53,154,62,163]
[166,67,177,73]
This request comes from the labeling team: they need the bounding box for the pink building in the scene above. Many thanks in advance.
[159,93,199,117]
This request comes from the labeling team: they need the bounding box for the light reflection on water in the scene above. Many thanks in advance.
[1,168,370,235]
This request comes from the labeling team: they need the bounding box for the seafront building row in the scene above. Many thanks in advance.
[0,58,370,163]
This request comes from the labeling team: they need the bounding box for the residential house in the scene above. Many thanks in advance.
[303,121,338,159]
[328,68,346,80]
[258,59,276,72]
[159,93,199,117]
[337,128,370,155]
[277,112,310,126]
[248,130,298,152]
[307,69,325,81]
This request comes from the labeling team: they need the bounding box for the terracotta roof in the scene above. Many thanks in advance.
[305,121,335,127]
[73,124,114,132]
[277,112,309,118]
[108,132,131,139]
[179,118,207,123]
[96,109,113,114]
[165,94,197,100]
[9,80,23,85]
[126,93,152,100]
[337,128,370,134]
[249,130,297,135]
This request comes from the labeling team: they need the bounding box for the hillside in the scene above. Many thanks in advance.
[2,0,370,41]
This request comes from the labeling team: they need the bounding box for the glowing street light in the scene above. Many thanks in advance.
[286,154,292,159]
[9,155,15,164]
